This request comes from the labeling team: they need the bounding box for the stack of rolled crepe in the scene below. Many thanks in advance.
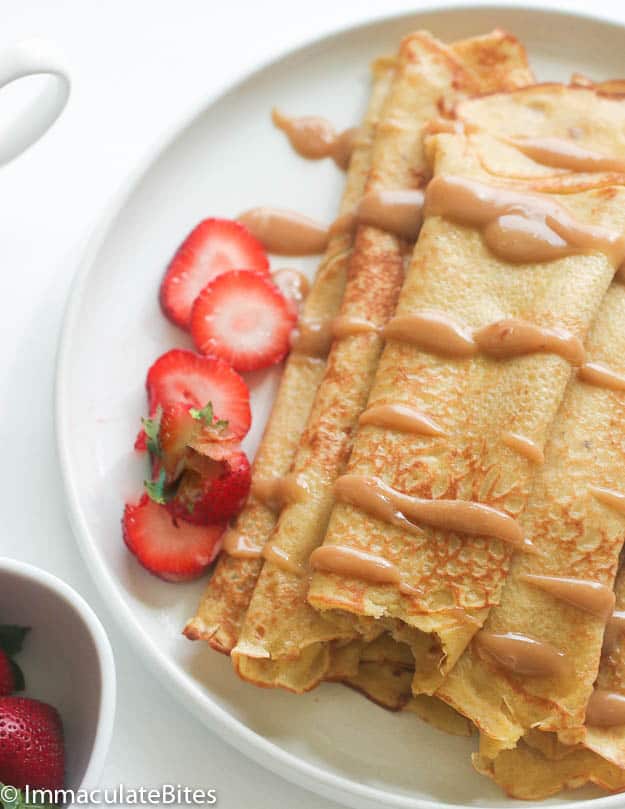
[185,26,625,801]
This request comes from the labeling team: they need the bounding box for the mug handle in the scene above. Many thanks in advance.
[0,38,70,166]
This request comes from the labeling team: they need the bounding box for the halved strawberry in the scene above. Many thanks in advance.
[190,270,297,372]
[146,349,250,439]
[158,401,238,481]
[122,494,225,582]
[160,218,269,328]
[167,447,251,525]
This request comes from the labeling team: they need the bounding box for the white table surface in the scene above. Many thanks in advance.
[2,0,625,806]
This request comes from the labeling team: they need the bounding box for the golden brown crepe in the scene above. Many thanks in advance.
[183,55,395,653]
[437,280,625,754]
[474,739,625,799]
[475,565,625,798]
[308,87,625,698]
[231,30,534,694]
[324,634,472,734]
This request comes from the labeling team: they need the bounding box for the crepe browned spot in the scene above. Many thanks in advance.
[183,56,395,653]
[231,30,534,694]
[308,88,625,697]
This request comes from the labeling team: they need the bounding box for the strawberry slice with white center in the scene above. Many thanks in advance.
[146,349,251,439]
[190,270,297,372]
[160,218,269,329]
[122,494,225,582]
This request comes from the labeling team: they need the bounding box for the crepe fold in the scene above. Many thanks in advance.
[307,87,625,697]
[183,55,395,653]
[437,277,625,750]
[474,565,625,799]
[230,30,534,695]
[325,634,472,735]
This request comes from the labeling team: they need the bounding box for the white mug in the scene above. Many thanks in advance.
[0,38,70,166]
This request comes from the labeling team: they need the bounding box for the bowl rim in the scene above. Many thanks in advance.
[53,4,625,808]
[0,556,116,792]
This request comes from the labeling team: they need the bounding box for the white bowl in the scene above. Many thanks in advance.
[0,558,116,791]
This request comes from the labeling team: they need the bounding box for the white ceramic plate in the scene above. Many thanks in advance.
[56,7,625,808]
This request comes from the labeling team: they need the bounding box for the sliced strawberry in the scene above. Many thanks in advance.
[158,401,237,480]
[146,349,250,439]
[134,428,148,452]
[160,218,269,328]
[123,494,225,582]
[190,270,297,372]
[167,448,251,525]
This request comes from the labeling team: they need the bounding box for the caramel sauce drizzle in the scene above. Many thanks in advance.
[578,362,625,391]
[272,109,357,170]
[292,319,333,357]
[292,315,379,357]
[474,320,585,365]
[223,532,263,559]
[251,473,310,513]
[310,545,400,586]
[359,403,446,436]
[384,310,476,357]
[330,189,425,241]
[590,485,625,515]
[238,208,329,256]
[474,631,570,678]
[262,543,306,577]
[384,311,585,365]
[585,689,625,727]
[502,431,545,465]
[602,610,625,657]
[309,544,425,596]
[425,174,625,267]
[519,573,615,620]
[331,315,379,339]
[507,136,625,174]
[334,474,532,551]
[271,268,310,306]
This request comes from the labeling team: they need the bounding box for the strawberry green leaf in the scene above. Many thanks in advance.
[144,469,169,505]
[190,401,228,431]
[0,784,56,809]
[141,405,163,457]
[0,626,30,657]
[8,659,25,692]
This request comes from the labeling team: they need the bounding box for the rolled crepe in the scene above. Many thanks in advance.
[231,31,534,693]
[307,86,625,697]
[325,634,472,734]
[437,279,625,755]
[473,738,625,799]
[473,568,625,798]
[183,55,395,652]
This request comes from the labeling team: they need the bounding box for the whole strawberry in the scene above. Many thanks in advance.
[0,651,15,697]
[0,626,29,697]
[0,696,65,791]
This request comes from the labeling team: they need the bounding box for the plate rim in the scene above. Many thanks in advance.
[55,5,625,807]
